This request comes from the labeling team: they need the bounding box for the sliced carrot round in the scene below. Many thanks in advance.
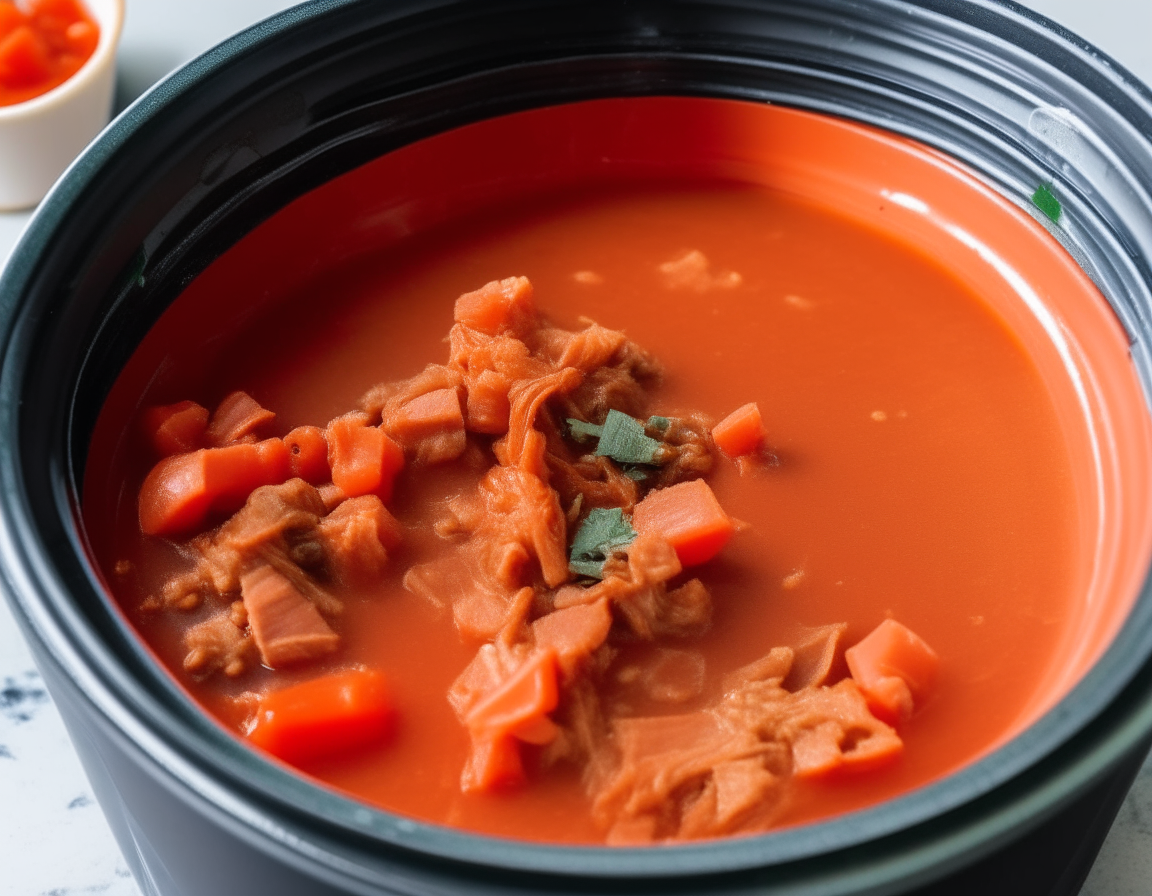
[283,425,330,483]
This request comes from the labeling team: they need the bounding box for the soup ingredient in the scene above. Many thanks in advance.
[711,401,765,459]
[205,390,276,446]
[568,507,638,579]
[247,668,394,764]
[283,425,330,483]
[326,413,405,501]
[593,635,904,843]
[631,478,735,567]
[137,439,292,537]
[142,400,210,457]
[1032,182,1062,224]
[846,619,941,726]
[0,0,98,107]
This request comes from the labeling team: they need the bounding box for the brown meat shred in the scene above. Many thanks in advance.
[153,479,403,675]
[647,413,716,489]
[557,338,663,423]
[590,649,903,843]
[316,495,401,586]
[159,479,327,609]
[240,564,339,668]
[183,611,253,677]
[557,531,712,641]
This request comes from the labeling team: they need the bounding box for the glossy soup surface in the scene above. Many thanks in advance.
[84,171,1084,841]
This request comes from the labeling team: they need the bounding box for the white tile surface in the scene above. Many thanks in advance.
[1,1,1151,895]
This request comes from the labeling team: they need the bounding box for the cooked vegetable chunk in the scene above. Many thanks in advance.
[247,668,393,763]
[631,478,735,567]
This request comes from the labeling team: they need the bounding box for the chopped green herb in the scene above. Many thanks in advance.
[1032,183,1062,223]
[568,506,637,579]
[595,409,662,465]
[567,419,604,442]
[647,416,671,433]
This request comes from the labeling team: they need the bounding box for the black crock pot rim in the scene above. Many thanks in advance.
[2,0,1152,887]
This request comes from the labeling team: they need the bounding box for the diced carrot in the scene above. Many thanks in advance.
[465,369,512,434]
[0,6,24,42]
[631,478,735,567]
[712,402,765,458]
[64,19,97,56]
[453,276,535,336]
[283,425,329,483]
[845,619,939,726]
[326,413,405,502]
[246,668,394,764]
[27,0,91,33]
[386,387,465,447]
[141,400,210,457]
[205,391,276,447]
[465,649,559,743]
[0,26,51,86]
[138,438,291,536]
[203,438,291,513]
[461,732,525,792]
[531,599,612,679]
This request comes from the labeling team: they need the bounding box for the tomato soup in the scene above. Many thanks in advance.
[0,0,98,106]
[82,98,1151,844]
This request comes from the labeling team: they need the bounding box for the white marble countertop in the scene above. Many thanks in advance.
[2,1,1152,894]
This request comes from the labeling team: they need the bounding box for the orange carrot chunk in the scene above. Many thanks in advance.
[453,276,536,336]
[845,619,939,726]
[327,413,405,502]
[283,425,330,483]
[462,732,526,793]
[0,5,22,40]
[138,438,291,537]
[205,390,276,447]
[0,26,50,86]
[465,649,560,743]
[461,651,559,793]
[142,400,209,457]
[246,668,394,764]
[631,478,735,567]
[712,401,765,458]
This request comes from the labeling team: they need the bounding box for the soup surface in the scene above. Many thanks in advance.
[84,101,1102,844]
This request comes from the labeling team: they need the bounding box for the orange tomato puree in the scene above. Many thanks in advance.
[83,98,1137,843]
[0,0,98,107]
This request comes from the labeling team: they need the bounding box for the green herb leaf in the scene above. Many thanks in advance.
[568,506,637,579]
[595,409,662,465]
[567,419,604,442]
[1032,183,1062,223]
[647,416,671,433]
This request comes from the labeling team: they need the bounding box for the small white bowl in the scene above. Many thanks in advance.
[0,0,125,211]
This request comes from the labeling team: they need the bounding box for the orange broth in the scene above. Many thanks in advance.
[82,98,1151,843]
